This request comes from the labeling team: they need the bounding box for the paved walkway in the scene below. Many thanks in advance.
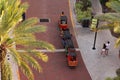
[70,0,120,80]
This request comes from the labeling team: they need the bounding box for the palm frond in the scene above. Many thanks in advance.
[15,18,39,31]
[1,60,12,80]
[15,25,46,34]
[0,33,10,45]
[5,38,14,47]
[115,37,120,48]
[0,0,4,15]
[0,0,28,36]
[20,61,34,80]
[13,24,47,46]
[34,52,48,62]
[97,26,111,31]
[19,2,29,12]
[26,50,48,62]
[113,22,120,33]
[25,41,55,51]
[22,25,46,33]
[8,48,21,66]
[32,52,48,62]
[20,52,42,72]
[106,1,120,13]
[96,13,120,22]
[13,35,36,45]
[15,40,55,51]
[97,23,113,30]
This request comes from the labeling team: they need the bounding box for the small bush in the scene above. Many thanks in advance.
[75,1,91,23]
[105,77,112,80]
[105,68,120,80]
[116,68,120,77]
[113,76,120,80]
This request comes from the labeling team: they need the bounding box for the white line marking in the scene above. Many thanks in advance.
[17,48,80,53]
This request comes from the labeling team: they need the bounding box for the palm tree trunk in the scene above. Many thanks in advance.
[1,61,5,80]
[0,46,8,80]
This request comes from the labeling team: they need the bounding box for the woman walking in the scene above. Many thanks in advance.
[105,41,110,55]
[101,43,106,57]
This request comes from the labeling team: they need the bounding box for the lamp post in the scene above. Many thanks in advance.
[92,19,99,50]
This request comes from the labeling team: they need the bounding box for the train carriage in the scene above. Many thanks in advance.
[67,48,78,68]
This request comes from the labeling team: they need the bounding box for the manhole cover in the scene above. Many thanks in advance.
[40,18,50,22]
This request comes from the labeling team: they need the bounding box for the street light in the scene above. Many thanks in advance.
[91,18,99,50]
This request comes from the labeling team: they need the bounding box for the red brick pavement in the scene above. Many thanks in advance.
[20,52,91,80]
[20,0,92,80]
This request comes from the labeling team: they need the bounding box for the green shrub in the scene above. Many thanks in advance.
[75,2,91,23]
[113,76,120,80]
[105,77,113,80]
[116,68,120,77]
[75,2,83,9]
[105,68,120,80]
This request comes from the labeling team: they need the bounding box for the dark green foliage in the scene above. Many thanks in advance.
[105,68,120,80]
[116,68,120,77]
[75,1,91,23]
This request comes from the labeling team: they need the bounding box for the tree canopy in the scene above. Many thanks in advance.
[0,0,55,80]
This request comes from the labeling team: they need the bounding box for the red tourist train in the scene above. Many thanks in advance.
[58,12,78,68]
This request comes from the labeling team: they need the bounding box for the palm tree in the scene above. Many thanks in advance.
[92,0,120,47]
[0,0,55,80]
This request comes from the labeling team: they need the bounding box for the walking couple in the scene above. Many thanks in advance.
[101,41,110,56]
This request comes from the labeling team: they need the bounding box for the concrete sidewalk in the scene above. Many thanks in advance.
[70,0,120,80]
